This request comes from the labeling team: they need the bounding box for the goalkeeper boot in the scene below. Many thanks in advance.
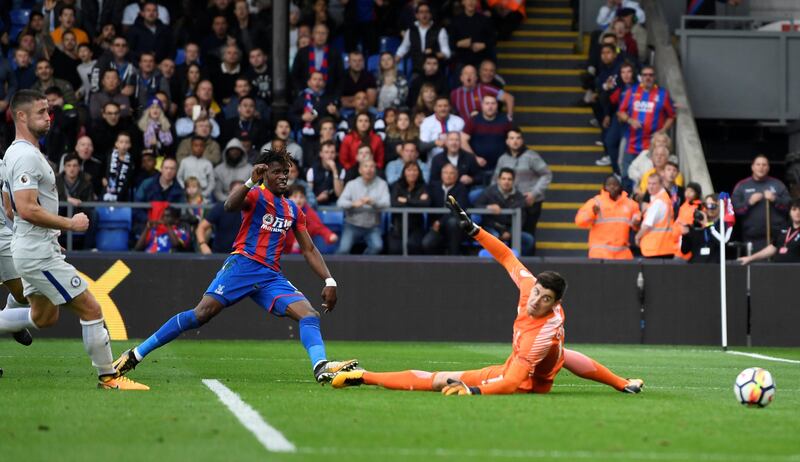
[622,378,644,394]
[98,374,150,390]
[314,359,360,384]
[112,349,140,377]
[12,329,32,346]
[331,369,365,389]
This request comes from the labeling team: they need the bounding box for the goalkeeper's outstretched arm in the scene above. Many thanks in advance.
[445,195,526,284]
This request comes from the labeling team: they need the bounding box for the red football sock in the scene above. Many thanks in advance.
[563,349,628,391]
[362,370,435,391]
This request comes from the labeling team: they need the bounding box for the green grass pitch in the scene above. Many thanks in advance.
[1,340,799,461]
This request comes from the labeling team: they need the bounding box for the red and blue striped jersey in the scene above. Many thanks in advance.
[232,186,307,271]
[619,84,675,155]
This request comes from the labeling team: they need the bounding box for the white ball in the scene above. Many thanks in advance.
[733,367,775,408]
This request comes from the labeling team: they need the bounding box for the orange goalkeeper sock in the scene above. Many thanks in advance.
[362,370,434,391]
[563,349,628,391]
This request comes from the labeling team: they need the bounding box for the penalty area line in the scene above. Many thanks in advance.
[202,379,296,453]
[725,350,800,365]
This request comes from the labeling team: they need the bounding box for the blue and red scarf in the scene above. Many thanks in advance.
[309,46,329,81]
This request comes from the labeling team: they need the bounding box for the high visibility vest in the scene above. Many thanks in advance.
[673,200,700,260]
[641,189,675,257]
[575,190,640,260]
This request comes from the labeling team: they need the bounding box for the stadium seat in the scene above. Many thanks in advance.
[8,9,31,42]
[366,54,380,75]
[468,187,484,205]
[174,48,186,65]
[331,35,345,53]
[379,36,401,55]
[319,209,344,235]
[97,206,133,230]
[343,53,349,70]
[96,229,130,251]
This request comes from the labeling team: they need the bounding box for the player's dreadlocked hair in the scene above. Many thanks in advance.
[254,146,292,167]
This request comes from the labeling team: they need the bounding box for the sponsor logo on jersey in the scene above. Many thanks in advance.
[261,213,293,233]
[633,100,655,113]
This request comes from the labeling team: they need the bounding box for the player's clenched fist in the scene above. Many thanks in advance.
[250,164,268,184]
[69,212,90,232]
[441,379,480,396]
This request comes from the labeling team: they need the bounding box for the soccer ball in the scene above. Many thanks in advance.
[733,367,775,408]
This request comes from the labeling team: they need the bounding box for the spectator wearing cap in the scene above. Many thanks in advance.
[291,23,345,98]
[395,1,452,76]
[450,65,514,121]
[462,94,513,172]
[732,155,792,251]
[493,128,552,239]
[214,138,252,202]
[597,0,645,29]
[449,0,496,68]
[137,97,174,156]
[341,51,377,109]
[126,1,173,62]
[419,97,466,160]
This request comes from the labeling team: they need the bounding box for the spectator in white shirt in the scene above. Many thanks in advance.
[419,96,465,160]
[394,1,451,75]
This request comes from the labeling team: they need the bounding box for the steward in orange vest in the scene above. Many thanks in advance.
[575,176,640,259]
[636,175,675,258]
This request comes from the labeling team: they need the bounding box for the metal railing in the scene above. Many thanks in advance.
[61,202,524,256]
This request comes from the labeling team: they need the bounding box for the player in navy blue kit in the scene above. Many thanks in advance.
[113,148,358,383]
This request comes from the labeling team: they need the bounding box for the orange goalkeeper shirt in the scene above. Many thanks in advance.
[473,229,566,394]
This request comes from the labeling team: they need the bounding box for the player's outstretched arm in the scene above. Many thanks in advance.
[224,164,267,212]
[296,228,337,312]
[14,189,88,232]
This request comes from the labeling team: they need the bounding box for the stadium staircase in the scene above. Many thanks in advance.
[497,0,611,256]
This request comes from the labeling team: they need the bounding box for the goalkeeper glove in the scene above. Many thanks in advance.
[441,379,481,396]
[445,195,479,237]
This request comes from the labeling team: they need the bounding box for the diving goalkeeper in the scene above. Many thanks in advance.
[331,195,643,395]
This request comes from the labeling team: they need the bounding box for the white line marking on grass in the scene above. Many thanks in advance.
[202,379,295,453]
[297,446,800,461]
[726,351,800,364]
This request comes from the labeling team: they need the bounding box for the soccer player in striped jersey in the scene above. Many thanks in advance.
[113,148,358,383]
[332,196,643,395]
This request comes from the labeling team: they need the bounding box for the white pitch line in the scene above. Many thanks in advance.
[726,351,800,365]
[202,379,296,453]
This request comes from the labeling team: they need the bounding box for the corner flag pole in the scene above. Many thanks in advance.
[710,198,733,351]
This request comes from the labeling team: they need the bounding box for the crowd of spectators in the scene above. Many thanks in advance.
[573,0,798,264]
[0,0,539,256]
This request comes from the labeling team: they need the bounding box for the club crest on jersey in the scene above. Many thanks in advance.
[261,213,292,233]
